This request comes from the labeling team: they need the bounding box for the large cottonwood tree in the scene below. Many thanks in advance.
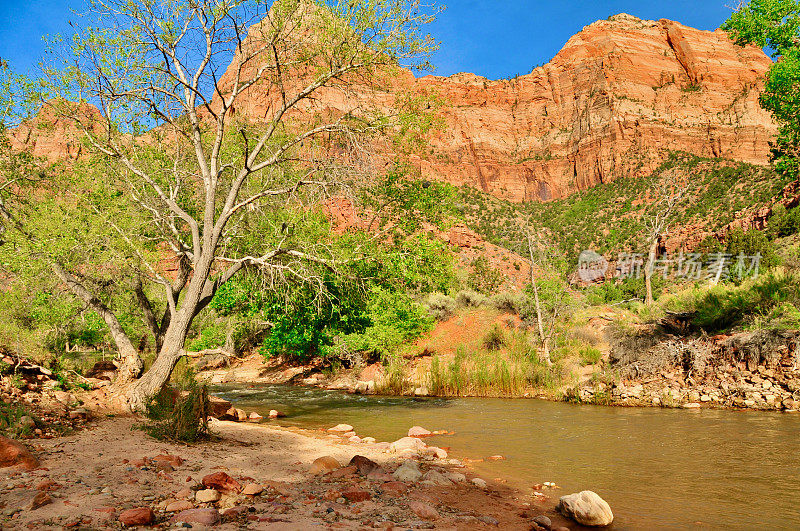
[0,0,438,410]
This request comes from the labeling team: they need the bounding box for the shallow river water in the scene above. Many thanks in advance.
[213,384,800,530]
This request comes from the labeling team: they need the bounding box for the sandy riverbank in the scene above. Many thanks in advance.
[0,416,580,530]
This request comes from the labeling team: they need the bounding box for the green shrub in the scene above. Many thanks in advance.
[490,291,522,314]
[578,345,603,366]
[0,403,38,438]
[426,293,456,321]
[482,324,506,351]
[687,271,800,332]
[455,290,488,308]
[142,384,210,442]
[341,288,433,356]
[585,276,664,305]
[466,256,505,294]
[725,228,779,269]
[767,204,800,239]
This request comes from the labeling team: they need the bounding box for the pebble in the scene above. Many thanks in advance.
[242,483,263,496]
[166,500,194,512]
[118,507,155,526]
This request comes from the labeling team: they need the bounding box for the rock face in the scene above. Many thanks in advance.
[8,100,105,161]
[220,12,776,203]
[557,490,614,527]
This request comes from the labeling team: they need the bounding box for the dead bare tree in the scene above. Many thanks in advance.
[1,0,439,411]
[643,177,688,305]
[521,221,572,365]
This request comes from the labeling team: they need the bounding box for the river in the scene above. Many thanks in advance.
[213,383,800,530]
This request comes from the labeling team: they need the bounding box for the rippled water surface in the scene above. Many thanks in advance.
[213,384,800,530]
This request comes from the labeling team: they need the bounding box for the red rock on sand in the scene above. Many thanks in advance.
[382,481,408,496]
[0,436,39,471]
[118,507,155,526]
[152,454,184,468]
[29,492,52,510]
[201,471,242,494]
[328,465,357,479]
[349,455,383,476]
[242,483,263,496]
[36,480,60,491]
[342,488,371,502]
[165,500,194,512]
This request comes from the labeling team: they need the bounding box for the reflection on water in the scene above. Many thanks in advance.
[214,384,800,530]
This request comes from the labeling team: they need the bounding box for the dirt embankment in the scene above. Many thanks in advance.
[579,319,800,411]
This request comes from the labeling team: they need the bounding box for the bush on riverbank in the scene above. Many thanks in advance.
[423,331,567,397]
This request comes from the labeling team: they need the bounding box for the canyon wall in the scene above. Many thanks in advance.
[223,12,776,202]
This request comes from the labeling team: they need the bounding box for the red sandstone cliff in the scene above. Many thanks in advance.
[219,12,776,203]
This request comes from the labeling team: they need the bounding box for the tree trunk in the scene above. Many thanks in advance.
[125,321,191,411]
[645,237,659,306]
[122,260,211,412]
[526,234,551,365]
[531,280,551,365]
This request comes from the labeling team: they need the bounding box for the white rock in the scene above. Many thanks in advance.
[471,478,487,489]
[557,490,614,526]
[389,437,427,453]
[422,469,452,486]
[195,489,221,503]
[446,472,466,483]
[408,426,431,437]
[327,424,354,433]
[392,461,422,483]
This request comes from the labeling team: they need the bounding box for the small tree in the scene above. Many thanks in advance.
[0,0,439,411]
[521,224,572,364]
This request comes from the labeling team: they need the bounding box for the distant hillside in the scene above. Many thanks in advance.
[456,153,793,261]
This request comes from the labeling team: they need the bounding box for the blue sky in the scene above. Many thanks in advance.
[0,1,735,80]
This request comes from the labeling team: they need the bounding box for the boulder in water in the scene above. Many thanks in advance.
[557,490,613,526]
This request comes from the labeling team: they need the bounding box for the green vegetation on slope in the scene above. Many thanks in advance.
[456,153,790,262]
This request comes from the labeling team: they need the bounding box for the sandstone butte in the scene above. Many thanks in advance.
[11,13,776,206]
[211,12,777,203]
